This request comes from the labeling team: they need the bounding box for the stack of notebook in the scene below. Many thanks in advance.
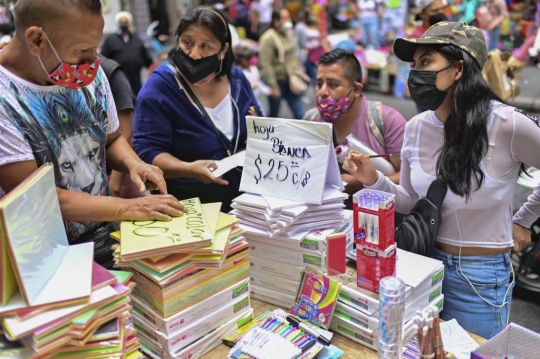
[0,165,142,359]
[329,250,445,351]
[112,198,253,359]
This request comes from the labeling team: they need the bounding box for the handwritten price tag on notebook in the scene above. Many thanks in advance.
[240,117,343,205]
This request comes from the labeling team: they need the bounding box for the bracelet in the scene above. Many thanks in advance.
[513,222,530,230]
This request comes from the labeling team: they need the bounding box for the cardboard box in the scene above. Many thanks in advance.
[395,249,444,301]
[333,301,379,333]
[471,323,540,359]
[329,316,378,351]
[404,291,444,324]
[356,244,397,293]
[248,239,327,271]
[139,308,254,359]
[249,255,304,282]
[131,278,249,336]
[333,266,413,315]
[353,189,395,250]
[249,270,299,296]
[250,284,296,309]
[330,296,444,353]
[134,292,251,353]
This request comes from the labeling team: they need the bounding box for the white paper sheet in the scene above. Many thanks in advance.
[240,117,343,204]
[212,150,246,178]
[396,249,444,288]
[440,319,479,359]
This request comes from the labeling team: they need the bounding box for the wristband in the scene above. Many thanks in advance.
[513,222,529,230]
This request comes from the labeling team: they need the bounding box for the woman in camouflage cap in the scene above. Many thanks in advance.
[343,22,540,339]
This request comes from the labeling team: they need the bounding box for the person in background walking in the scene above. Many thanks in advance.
[485,0,509,50]
[294,10,328,84]
[259,9,306,119]
[100,11,153,96]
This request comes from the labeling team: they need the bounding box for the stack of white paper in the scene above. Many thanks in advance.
[330,249,446,351]
[231,185,348,238]
[231,186,353,309]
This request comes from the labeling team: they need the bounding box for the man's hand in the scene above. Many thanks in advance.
[513,223,531,253]
[129,162,167,194]
[122,194,187,221]
[187,160,229,185]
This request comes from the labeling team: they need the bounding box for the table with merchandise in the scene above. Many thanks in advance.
[201,299,487,359]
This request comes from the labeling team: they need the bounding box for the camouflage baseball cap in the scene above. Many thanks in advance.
[393,21,488,69]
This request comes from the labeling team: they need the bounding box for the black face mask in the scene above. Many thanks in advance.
[428,13,447,26]
[119,22,129,33]
[172,48,222,84]
[408,63,456,111]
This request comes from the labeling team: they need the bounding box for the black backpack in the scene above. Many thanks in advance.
[395,180,447,257]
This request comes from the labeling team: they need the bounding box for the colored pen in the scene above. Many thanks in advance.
[262,318,276,330]
[286,315,332,346]
[272,321,286,334]
[278,324,293,337]
[300,337,317,353]
[294,334,312,347]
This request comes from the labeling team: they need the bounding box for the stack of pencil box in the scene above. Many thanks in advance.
[244,212,353,309]
[329,250,445,351]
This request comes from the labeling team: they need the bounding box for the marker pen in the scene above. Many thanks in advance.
[286,316,331,346]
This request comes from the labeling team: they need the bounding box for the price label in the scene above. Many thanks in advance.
[240,117,342,204]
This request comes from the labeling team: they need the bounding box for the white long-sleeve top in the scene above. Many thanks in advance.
[367,101,540,248]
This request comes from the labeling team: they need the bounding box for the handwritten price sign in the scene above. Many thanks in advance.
[239,117,342,204]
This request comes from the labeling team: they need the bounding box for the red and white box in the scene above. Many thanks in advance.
[356,243,397,293]
[352,189,395,250]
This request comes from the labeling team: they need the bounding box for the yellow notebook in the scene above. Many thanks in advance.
[0,165,93,310]
[0,224,16,306]
[120,197,213,260]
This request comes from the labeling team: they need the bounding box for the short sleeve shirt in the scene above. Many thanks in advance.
[314,96,406,157]
[0,66,119,240]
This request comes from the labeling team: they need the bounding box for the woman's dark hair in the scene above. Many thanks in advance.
[270,10,281,29]
[433,44,523,200]
[170,6,234,80]
[233,45,253,65]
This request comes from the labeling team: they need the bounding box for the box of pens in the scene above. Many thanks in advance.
[226,309,331,359]
[352,189,395,250]
[356,243,397,293]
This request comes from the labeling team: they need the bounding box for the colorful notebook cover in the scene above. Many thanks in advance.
[0,165,93,309]
[290,266,341,330]
[120,197,213,260]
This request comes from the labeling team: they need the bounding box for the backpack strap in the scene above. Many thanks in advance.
[426,179,447,209]
[366,100,386,150]
[268,29,285,64]
[303,108,320,122]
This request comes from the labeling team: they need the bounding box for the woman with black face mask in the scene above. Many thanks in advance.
[133,6,262,213]
[343,22,540,339]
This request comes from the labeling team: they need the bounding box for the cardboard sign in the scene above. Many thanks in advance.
[240,117,343,204]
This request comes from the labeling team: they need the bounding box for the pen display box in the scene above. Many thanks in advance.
[353,189,395,250]
[356,244,397,293]
[470,323,540,359]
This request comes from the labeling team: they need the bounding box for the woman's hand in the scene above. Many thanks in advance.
[342,150,379,186]
[513,223,531,253]
[187,160,229,185]
[270,88,281,98]
[129,162,167,194]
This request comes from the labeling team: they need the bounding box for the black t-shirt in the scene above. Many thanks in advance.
[98,55,134,175]
[98,55,134,112]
